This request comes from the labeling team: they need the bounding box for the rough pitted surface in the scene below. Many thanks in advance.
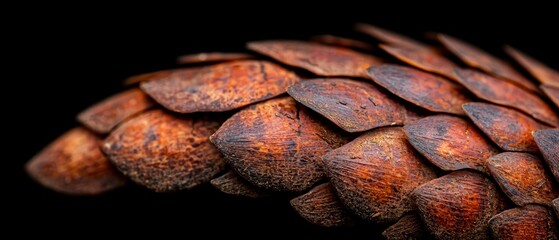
[290,183,355,227]
[463,102,546,152]
[487,152,558,206]
[382,213,428,240]
[454,68,559,127]
[102,109,226,192]
[380,44,458,80]
[533,129,559,182]
[247,40,383,78]
[412,170,507,240]
[438,34,538,93]
[77,88,155,134]
[368,64,472,115]
[489,205,558,240]
[287,78,407,132]
[141,60,300,113]
[210,170,267,198]
[26,127,126,195]
[505,46,559,88]
[210,97,348,192]
[323,127,437,223]
[404,115,499,174]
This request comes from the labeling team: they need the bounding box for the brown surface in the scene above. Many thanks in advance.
[404,115,499,174]
[26,127,126,195]
[382,213,428,240]
[310,34,374,51]
[367,64,472,115]
[438,34,538,92]
[77,88,155,134]
[124,68,198,86]
[210,97,348,192]
[210,170,267,198]
[177,52,253,65]
[533,129,559,182]
[247,40,382,78]
[505,46,559,88]
[412,170,507,240]
[489,205,558,240]
[323,127,437,223]
[287,79,407,132]
[463,102,546,152]
[141,60,299,113]
[102,109,226,192]
[541,85,559,108]
[290,183,356,227]
[454,69,559,127]
[487,152,558,206]
[380,44,458,80]
[553,198,559,217]
[355,23,430,50]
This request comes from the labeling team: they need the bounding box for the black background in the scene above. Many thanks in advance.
[8,5,558,238]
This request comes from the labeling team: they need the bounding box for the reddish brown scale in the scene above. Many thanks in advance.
[541,85,559,109]
[290,183,356,227]
[404,115,499,174]
[505,46,559,88]
[124,67,198,86]
[412,170,508,240]
[26,127,126,195]
[322,127,437,223]
[310,34,374,51]
[533,129,559,182]
[102,109,226,192]
[382,213,428,240]
[463,102,546,152]
[210,97,348,192]
[367,64,472,115]
[489,205,558,240]
[438,34,539,93]
[355,23,430,50]
[141,60,299,113]
[247,40,383,78]
[210,170,267,198]
[380,44,459,80]
[487,152,558,206]
[454,69,559,127]
[77,88,155,134]
[177,52,253,65]
[287,78,407,132]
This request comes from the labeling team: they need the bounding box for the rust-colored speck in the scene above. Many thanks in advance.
[290,183,356,227]
[489,205,558,240]
[102,109,226,192]
[141,60,300,113]
[505,46,559,88]
[463,102,546,152]
[177,52,253,65]
[487,152,558,206]
[382,213,428,240]
[404,115,499,174]
[210,170,267,198]
[438,34,538,93]
[287,78,407,132]
[412,170,507,240]
[310,34,375,51]
[26,127,126,195]
[380,44,459,81]
[541,85,559,109]
[454,69,559,127]
[210,97,348,192]
[533,129,559,182]
[77,88,155,134]
[367,64,472,115]
[322,127,437,223]
[355,23,430,50]
[247,40,383,78]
